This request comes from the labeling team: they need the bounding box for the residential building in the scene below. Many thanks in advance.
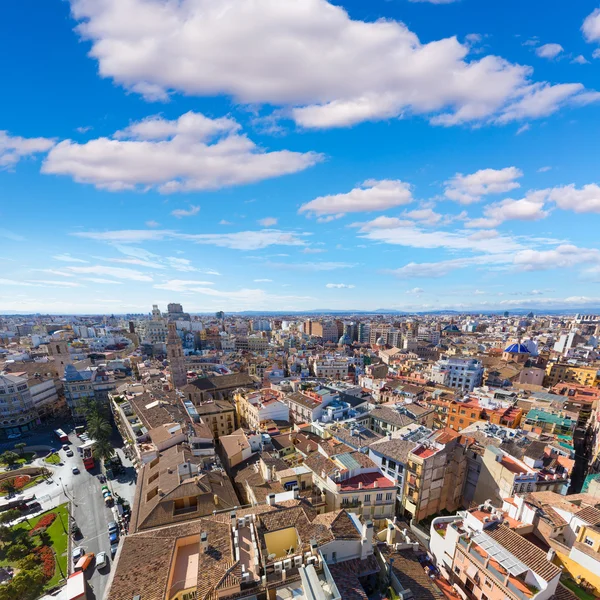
[430,357,484,392]
[430,504,563,600]
[402,428,468,523]
[544,362,600,388]
[62,364,116,421]
[0,373,39,438]
[234,388,289,430]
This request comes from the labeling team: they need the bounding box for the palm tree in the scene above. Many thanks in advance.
[93,439,114,464]
[86,414,112,443]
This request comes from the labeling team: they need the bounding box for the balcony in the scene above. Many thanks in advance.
[341,500,361,509]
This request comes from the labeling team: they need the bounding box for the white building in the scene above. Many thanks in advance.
[430,357,483,392]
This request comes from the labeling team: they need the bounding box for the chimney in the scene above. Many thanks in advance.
[362,520,374,544]
[230,510,237,523]
[214,494,219,506]
[310,538,318,556]
[358,482,363,490]
[361,521,373,559]
[293,486,300,499]
[267,493,276,506]
[374,481,378,489]
[386,523,396,546]
[201,531,208,552]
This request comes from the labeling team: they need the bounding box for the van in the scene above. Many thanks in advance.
[74,553,95,572]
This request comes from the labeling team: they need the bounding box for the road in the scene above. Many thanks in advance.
[22,424,136,600]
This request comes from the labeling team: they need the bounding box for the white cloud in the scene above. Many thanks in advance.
[326,283,355,288]
[403,208,443,225]
[444,167,522,204]
[352,216,414,230]
[514,244,600,271]
[299,180,413,216]
[0,229,25,242]
[465,191,549,228]
[266,261,355,271]
[546,183,600,213]
[0,131,54,169]
[84,277,122,284]
[537,166,552,173]
[33,280,82,288]
[386,255,503,278]
[72,228,308,250]
[302,248,326,254]
[153,279,216,291]
[258,217,278,227]
[594,49,600,60]
[360,221,522,254]
[171,205,200,218]
[406,287,425,294]
[67,0,596,129]
[516,124,530,135]
[254,279,272,282]
[33,269,75,277]
[42,111,322,192]
[571,55,589,65]
[583,9,600,43]
[145,220,160,227]
[53,253,88,263]
[535,43,563,59]
[65,265,154,281]
[219,220,232,225]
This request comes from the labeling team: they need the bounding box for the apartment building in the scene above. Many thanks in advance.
[544,362,600,388]
[234,388,289,430]
[62,364,116,421]
[366,405,415,436]
[310,357,349,380]
[402,428,468,523]
[522,409,576,436]
[430,505,562,600]
[430,357,484,392]
[194,399,236,439]
[0,373,39,439]
[304,451,396,527]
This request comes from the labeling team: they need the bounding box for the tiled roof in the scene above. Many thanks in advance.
[285,390,321,409]
[187,372,257,391]
[304,452,340,479]
[313,509,361,540]
[369,438,417,464]
[575,505,600,525]
[486,524,561,581]
[340,472,395,492]
[369,406,415,429]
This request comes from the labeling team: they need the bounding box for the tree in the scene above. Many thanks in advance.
[94,439,114,464]
[7,543,30,561]
[0,509,20,525]
[0,451,20,467]
[0,480,16,496]
[87,413,112,443]
[13,443,26,457]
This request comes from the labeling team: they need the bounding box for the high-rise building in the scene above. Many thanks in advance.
[167,322,187,390]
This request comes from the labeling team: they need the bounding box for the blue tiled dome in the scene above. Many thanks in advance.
[504,343,529,354]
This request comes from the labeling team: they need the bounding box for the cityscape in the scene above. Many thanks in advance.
[3,2,600,600]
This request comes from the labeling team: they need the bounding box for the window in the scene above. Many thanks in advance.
[332,552,337,562]
[584,537,594,546]
[484,578,493,589]
[364,494,371,503]
[454,566,461,575]
[575,525,581,534]
[376,493,382,502]
[386,492,393,501]
[481,595,488,600]
[381,457,387,468]
[322,553,327,562]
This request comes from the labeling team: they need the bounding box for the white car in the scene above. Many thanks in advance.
[72,547,85,562]
[96,551,108,569]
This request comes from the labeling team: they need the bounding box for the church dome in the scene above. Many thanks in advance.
[338,334,352,346]
[376,336,386,346]
[504,343,530,354]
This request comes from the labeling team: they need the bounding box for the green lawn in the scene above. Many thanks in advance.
[561,578,597,600]
[44,453,61,465]
[0,503,69,589]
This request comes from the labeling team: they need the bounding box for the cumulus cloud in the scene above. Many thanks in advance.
[465,191,549,228]
[535,43,563,59]
[571,55,589,65]
[352,216,414,230]
[513,244,600,271]
[299,180,413,216]
[326,283,355,288]
[73,228,308,250]
[583,9,600,43]
[171,205,200,218]
[0,131,54,169]
[67,0,598,130]
[444,167,523,204]
[546,183,600,213]
[42,111,322,192]
[403,208,444,225]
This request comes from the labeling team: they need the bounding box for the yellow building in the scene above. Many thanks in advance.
[553,519,600,596]
[544,363,600,388]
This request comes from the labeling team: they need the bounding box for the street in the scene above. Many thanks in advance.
[17,423,136,600]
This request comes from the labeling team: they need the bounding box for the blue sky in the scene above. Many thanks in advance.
[2,0,600,314]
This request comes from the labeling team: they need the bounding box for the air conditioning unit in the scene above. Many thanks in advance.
[283,558,292,570]
[294,555,303,567]
[274,562,283,573]
[307,556,317,565]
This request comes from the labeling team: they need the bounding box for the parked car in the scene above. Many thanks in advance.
[74,552,95,572]
[107,521,118,535]
[72,466,80,475]
[110,542,119,557]
[72,547,85,562]
[109,531,118,544]
[96,551,108,570]
[62,444,69,451]
[66,449,74,457]
[71,523,82,539]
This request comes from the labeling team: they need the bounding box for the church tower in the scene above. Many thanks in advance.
[167,322,187,390]
[48,340,73,377]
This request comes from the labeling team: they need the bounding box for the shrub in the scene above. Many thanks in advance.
[29,513,56,536]
[0,475,30,493]
[33,545,55,580]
